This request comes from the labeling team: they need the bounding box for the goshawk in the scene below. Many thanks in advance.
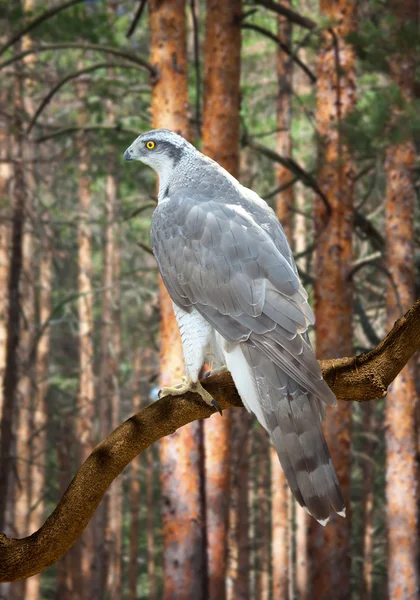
[124,129,345,525]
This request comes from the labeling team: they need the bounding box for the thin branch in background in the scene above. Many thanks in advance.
[244,136,331,215]
[35,124,145,144]
[27,62,147,134]
[0,0,86,56]
[241,22,316,83]
[254,0,317,31]
[126,0,148,39]
[0,43,155,75]
[190,0,201,137]
[137,242,154,256]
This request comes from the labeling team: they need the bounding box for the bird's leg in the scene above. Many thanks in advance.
[159,377,223,415]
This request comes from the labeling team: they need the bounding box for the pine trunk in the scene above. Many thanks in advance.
[202,2,242,597]
[149,2,205,598]
[385,5,419,595]
[311,1,357,598]
[74,124,96,599]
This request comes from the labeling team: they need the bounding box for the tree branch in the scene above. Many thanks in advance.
[241,22,316,83]
[0,300,419,582]
[0,0,86,57]
[0,43,155,75]
[254,0,317,30]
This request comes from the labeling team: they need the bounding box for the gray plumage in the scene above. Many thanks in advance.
[124,129,345,525]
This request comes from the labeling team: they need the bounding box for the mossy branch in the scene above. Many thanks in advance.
[0,299,419,582]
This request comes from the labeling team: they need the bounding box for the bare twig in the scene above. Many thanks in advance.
[0,299,419,581]
[126,0,148,38]
[35,125,142,144]
[241,22,316,83]
[244,136,331,215]
[254,0,317,31]
[0,0,86,57]
[27,62,146,134]
[0,43,155,75]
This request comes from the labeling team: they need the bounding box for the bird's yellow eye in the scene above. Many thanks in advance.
[146,141,155,150]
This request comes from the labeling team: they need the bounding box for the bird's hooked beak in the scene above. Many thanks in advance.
[124,147,134,161]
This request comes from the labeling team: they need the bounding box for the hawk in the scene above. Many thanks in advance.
[124,129,345,525]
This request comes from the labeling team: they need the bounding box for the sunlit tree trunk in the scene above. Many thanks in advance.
[311,1,357,598]
[226,412,250,600]
[148,2,205,598]
[128,349,142,600]
[253,429,270,600]
[26,219,52,600]
[271,8,293,599]
[0,39,26,535]
[102,133,122,600]
[74,109,96,599]
[359,402,376,600]
[201,2,242,597]
[295,506,309,600]
[385,4,419,597]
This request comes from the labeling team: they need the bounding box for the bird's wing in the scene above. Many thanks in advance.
[151,190,344,522]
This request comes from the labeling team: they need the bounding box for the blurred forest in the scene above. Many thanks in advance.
[0,0,419,599]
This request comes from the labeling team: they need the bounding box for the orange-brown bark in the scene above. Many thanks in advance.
[360,402,376,600]
[73,103,96,599]
[128,350,142,600]
[311,1,357,597]
[271,9,293,597]
[253,429,270,600]
[149,2,205,597]
[226,411,250,600]
[201,1,242,596]
[270,446,289,599]
[295,506,309,600]
[26,222,52,600]
[275,8,293,240]
[385,4,419,594]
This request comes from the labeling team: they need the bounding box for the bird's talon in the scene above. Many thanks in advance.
[211,399,223,416]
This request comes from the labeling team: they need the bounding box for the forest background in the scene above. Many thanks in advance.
[0,0,419,599]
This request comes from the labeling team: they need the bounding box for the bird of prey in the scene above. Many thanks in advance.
[124,129,345,525]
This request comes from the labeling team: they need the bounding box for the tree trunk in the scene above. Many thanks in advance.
[128,349,142,600]
[149,2,205,598]
[254,429,270,600]
[103,135,122,600]
[0,41,26,535]
[226,411,250,600]
[74,115,96,599]
[385,5,419,596]
[202,2,242,597]
[311,1,356,598]
[26,221,52,600]
[360,402,376,600]
[271,8,293,598]
[295,506,309,600]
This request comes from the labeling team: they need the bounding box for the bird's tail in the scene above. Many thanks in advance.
[240,345,345,525]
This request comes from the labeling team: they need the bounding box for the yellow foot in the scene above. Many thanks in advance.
[159,377,223,415]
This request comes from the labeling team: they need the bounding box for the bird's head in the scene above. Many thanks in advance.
[124,129,191,177]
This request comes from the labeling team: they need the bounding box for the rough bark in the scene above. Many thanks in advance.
[385,4,419,596]
[271,8,293,598]
[0,41,26,534]
[25,220,52,600]
[360,402,376,600]
[73,99,96,599]
[201,1,242,597]
[310,2,357,597]
[253,428,270,600]
[149,2,205,598]
[295,506,309,600]
[226,411,250,600]
[0,301,419,582]
[102,129,122,600]
[128,350,142,600]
